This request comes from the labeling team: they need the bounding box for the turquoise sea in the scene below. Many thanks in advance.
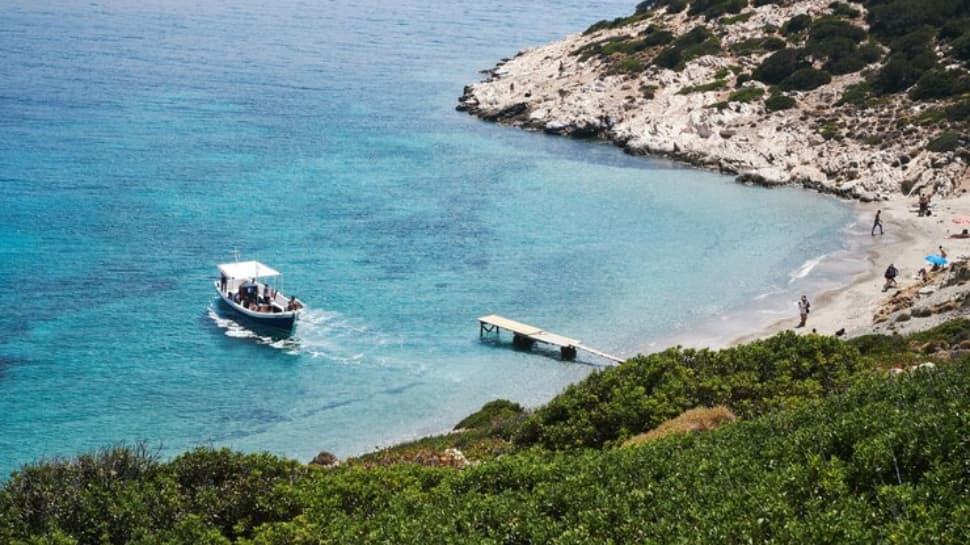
[0,0,854,476]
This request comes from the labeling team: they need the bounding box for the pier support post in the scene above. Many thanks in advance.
[513,334,535,350]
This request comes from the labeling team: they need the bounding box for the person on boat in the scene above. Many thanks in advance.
[287,296,301,311]
[220,273,228,293]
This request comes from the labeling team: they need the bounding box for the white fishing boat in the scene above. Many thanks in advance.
[214,260,303,330]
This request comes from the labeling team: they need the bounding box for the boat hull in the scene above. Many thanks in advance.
[215,282,298,331]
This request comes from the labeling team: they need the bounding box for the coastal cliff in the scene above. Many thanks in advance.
[459,0,970,200]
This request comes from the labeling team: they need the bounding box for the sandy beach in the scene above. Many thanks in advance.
[747,191,970,342]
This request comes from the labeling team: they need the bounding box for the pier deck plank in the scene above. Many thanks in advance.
[478,314,623,363]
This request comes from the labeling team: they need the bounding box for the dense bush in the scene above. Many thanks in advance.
[653,25,722,69]
[753,48,809,84]
[513,331,866,450]
[780,67,833,90]
[687,0,749,19]
[765,92,797,111]
[782,14,813,35]
[454,399,524,431]
[731,35,786,55]
[728,86,765,102]
[909,67,970,99]
[953,31,970,60]
[5,357,970,544]
[926,130,964,152]
[946,97,970,121]
[829,1,862,18]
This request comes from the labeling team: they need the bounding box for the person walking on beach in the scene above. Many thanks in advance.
[871,209,883,236]
[797,295,811,328]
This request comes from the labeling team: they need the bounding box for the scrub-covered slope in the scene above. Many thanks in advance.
[459,0,970,200]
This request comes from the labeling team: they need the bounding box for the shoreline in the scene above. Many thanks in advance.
[733,194,970,346]
[628,191,970,355]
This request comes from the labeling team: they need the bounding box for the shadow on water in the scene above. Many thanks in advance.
[478,337,609,368]
[0,355,18,382]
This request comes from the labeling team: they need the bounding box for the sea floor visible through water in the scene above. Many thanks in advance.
[1,0,855,476]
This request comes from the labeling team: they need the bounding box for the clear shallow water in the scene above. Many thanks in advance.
[0,0,853,476]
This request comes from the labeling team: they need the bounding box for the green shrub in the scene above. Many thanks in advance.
[652,26,722,70]
[870,49,938,94]
[780,67,833,91]
[783,14,813,35]
[731,36,787,55]
[678,78,728,94]
[953,32,970,60]
[945,98,970,121]
[721,11,754,25]
[728,86,765,102]
[858,41,885,63]
[909,68,970,99]
[642,28,675,47]
[807,17,868,57]
[765,93,797,111]
[826,51,869,74]
[688,0,749,19]
[609,57,645,74]
[753,48,809,84]
[829,1,861,18]
[514,331,866,450]
[926,130,963,152]
[838,81,872,106]
[454,399,524,431]
[654,46,683,68]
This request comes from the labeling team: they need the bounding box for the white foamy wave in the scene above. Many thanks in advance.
[753,288,786,301]
[208,304,395,362]
[207,306,297,349]
[789,255,827,284]
[291,308,378,362]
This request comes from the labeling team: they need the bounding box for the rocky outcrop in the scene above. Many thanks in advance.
[309,451,340,468]
[458,0,969,199]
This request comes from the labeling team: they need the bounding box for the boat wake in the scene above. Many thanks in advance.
[207,304,371,361]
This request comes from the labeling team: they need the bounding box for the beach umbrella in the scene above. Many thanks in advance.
[925,255,948,266]
[953,215,970,224]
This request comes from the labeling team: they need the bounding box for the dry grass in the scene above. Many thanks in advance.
[622,406,737,447]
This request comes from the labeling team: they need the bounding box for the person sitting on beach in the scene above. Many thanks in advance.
[950,229,970,239]
[918,267,929,283]
[883,263,898,291]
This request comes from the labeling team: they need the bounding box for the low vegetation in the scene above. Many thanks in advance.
[4,320,970,544]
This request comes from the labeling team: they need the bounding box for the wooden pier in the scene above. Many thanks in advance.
[478,314,624,364]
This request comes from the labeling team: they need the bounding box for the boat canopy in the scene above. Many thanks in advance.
[218,260,281,279]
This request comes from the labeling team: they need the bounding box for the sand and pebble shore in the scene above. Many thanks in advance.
[748,193,970,342]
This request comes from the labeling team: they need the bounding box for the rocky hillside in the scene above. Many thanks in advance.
[459,0,970,200]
